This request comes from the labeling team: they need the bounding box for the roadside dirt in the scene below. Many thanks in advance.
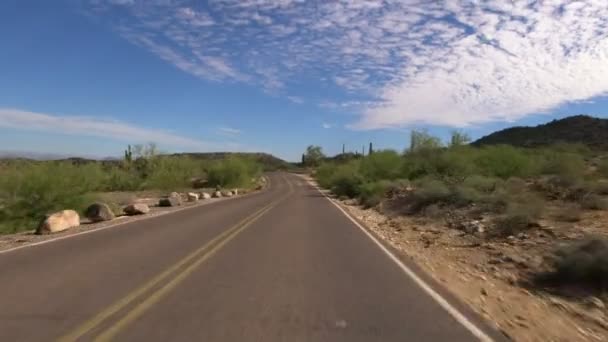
[338,200,608,342]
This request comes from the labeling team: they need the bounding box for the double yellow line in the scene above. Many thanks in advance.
[60,176,293,342]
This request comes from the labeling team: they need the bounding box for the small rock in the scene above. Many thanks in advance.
[123,203,150,215]
[85,203,115,222]
[187,192,199,202]
[199,192,211,200]
[223,191,234,197]
[170,192,181,198]
[232,189,239,196]
[212,191,223,198]
[481,288,488,296]
[37,210,80,234]
[460,220,485,234]
[159,196,181,207]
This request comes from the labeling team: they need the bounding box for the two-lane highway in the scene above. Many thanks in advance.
[0,173,504,341]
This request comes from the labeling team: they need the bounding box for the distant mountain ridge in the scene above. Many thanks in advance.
[173,152,291,170]
[473,115,608,149]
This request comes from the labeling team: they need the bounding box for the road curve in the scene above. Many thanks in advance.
[0,172,505,341]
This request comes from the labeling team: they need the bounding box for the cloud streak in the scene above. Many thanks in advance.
[0,108,238,151]
[218,126,241,136]
[88,1,608,129]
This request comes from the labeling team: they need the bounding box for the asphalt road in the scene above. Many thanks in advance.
[0,172,505,341]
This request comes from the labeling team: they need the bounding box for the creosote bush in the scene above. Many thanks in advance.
[537,238,608,291]
[312,134,608,238]
[0,154,262,234]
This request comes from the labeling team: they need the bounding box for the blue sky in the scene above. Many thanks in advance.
[2,1,608,161]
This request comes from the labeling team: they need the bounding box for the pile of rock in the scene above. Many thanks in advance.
[33,186,247,235]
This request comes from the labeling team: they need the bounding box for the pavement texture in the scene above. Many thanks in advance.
[0,172,506,342]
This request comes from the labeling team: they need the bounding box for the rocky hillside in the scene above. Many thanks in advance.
[473,115,608,149]
[172,152,291,171]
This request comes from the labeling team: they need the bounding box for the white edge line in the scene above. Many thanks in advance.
[303,176,495,342]
[0,176,271,256]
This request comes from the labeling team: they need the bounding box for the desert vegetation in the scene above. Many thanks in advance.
[313,130,608,292]
[0,144,263,234]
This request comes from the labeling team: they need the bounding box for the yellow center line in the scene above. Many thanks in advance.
[94,204,276,342]
[58,174,293,342]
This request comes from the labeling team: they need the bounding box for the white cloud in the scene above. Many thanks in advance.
[322,123,332,129]
[218,126,241,136]
[287,96,303,104]
[88,1,608,129]
[0,108,237,151]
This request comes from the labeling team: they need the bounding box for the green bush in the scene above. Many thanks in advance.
[490,196,544,238]
[359,150,402,181]
[315,163,338,189]
[462,175,502,193]
[537,238,608,291]
[540,152,585,179]
[0,162,100,233]
[330,163,364,198]
[475,145,535,179]
[407,178,452,213]
[0,155,263,234]
[358,180,392,208]
[206,157,261,188]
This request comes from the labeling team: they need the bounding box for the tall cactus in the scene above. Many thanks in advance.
[124,145,133,163]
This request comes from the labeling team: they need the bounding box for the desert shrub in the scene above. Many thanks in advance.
[580,194,608,210]
[402,147,476,182]
[537,238,608,291]
[330,163,364,198]
[358,180,392,208]
[407,178,452,213]
[103,167,142,191]
[591,181,608,195]
[315,163,338,189]
[359,150,402,181]
[0,162,100,233]
[463,175,502,193]
[475,145,535,179]
[553,204,583,222]
[540,152,585,179]
[490,195,544,237]
[144,156,206,190]
[597,159,608,178]
[451,185,485,206]
[206,157,261,188]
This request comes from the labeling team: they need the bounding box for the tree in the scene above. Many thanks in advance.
[409,130,442,153]
[303,145,325,167]
[301,153,305,165]
[449,130,471,147]
[368,142,374,155]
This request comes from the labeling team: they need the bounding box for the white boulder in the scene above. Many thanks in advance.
[37,210,80,234]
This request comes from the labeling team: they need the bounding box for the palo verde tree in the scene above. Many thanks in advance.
[303,145,325,167]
